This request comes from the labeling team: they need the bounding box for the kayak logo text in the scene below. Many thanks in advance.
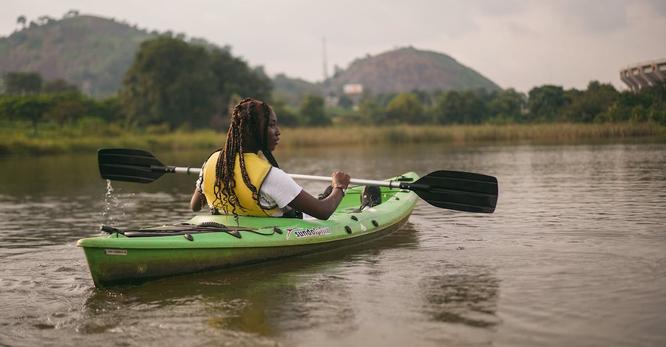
[286,227,331,240]
[105,249,127,256]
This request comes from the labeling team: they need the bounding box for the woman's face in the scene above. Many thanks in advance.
[266,109,280,151]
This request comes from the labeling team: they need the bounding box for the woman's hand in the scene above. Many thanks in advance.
[190,188,206,212]
[331,171,351,189]
[190,163,207,212]
[288,171,351,220]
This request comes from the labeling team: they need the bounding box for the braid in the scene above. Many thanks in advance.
[212,98,272,217]
[213,101,244,217]
[238,102,261,205]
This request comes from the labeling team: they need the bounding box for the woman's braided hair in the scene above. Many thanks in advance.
[212,98,278,217]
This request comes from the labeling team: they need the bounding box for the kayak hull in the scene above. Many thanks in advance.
[81,214,411,287]
[78,172,419,287]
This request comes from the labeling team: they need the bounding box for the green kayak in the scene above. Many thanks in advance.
[77,172,419,287]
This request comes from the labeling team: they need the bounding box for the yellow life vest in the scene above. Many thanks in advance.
[202,151,281,216]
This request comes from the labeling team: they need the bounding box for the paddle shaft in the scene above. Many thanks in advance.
[98,148,498,213]
[164,165,403,188]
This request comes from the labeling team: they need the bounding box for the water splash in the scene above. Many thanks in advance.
[101,180,126,229]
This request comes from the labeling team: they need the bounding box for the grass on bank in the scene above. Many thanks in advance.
[1,122,665,155]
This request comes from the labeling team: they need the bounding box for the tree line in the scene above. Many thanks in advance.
[0,36,273,134]
[0,72,120,134]
[340,80,665,126]
[1,36,665,134]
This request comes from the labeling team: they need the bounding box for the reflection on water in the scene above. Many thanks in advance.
[72,224,419,345]
[1,142,665,346]
[419,263,499,328]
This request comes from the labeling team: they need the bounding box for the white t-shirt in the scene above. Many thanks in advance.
[259,167,303,212]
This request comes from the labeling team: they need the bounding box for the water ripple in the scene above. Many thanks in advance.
[1,143,666,346]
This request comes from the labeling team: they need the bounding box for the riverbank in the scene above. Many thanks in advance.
[1,122,665,155]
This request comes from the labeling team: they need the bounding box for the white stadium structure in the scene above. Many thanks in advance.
[620,58,666,92]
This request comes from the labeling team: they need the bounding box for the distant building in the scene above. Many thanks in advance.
[620,58,666,92]
[341,83,363,109]
[343,83,363,95]
[324,94,339,108]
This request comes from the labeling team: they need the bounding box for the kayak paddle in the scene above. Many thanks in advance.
[98,148,498,213]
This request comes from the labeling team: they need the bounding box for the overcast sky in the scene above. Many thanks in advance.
[2,0,665,92]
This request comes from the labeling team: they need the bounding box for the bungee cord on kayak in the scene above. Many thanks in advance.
[99,222,284,239]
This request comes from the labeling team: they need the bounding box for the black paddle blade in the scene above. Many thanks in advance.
[98,148,166,183]
[409,170,498,213]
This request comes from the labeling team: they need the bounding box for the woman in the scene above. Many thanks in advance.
[190,98,350,220]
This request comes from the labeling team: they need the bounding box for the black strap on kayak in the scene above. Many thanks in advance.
[100,223,242,238]
[99,222,282,239]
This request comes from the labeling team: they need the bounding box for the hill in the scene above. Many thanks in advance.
[271,73,322,107]
[0,15,158,97]
[327,47,501,95]
[0,16,500,100]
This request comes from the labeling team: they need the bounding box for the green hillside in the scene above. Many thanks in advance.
[271,73,322,106]
[0,15,157,97]
[327,46,501,94]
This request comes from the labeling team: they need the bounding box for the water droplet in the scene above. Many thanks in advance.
[101,180,126,228]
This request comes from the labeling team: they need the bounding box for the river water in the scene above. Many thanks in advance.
[1,142,665,346]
